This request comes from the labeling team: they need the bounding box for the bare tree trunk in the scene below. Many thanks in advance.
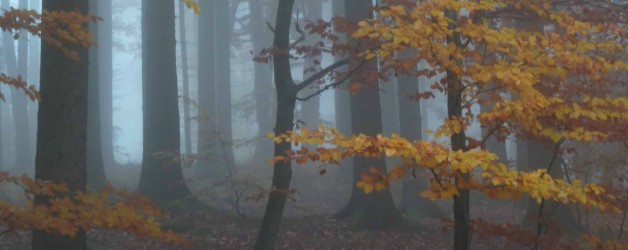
[331,0,352,183]
[196,0,217,178]
[178,0,192,155]
[3,0,33,174]
[138,0,197,209]
[255,1,297,249]
[397,49,444,218]
[214,0,235,172]
[28,0,41,167]
[299,0,321,128]
[98,0,115,169]
[249,0,276,162]
[87,0,106,189]
[336,0,404,229]
[32,1,89,248]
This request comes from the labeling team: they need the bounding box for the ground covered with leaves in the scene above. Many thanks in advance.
[1,164,626,249]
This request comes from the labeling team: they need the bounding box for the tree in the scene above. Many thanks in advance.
[87,0,106,190]
[335,0,404,228]
[137,0,196,208]
[249,0,277,161]
[32,0,90,247]
[298,0,322,128]
[267,0,628,249]
[178,0,193,155]
[2,0,32,175]
[98,0,115,169]
[254,0,355,248]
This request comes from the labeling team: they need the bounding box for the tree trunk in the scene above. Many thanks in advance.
[444,9,470,250]
[87,0,106,189]
[138,0,196,209]
[3,0,33,174]
[28,0,41,167]
[397,50,444,218]
[336,0,404,229]
[98,0,115,169]
[249,0,276,162]
[255,1,298,249]
[196,0,217,178]
[214,0,235,172]
[32,0,89,248]
[178,0,193,155]
[331,0,352,183]
[298,0,321,129]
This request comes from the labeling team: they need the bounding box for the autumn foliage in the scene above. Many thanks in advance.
[268,0,627,248]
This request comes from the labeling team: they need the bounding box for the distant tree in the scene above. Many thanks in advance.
[137,0,197,208]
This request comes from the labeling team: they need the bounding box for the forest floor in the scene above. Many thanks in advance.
[1,162,626,249]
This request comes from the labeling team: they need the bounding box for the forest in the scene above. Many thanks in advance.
[0,0,626,249]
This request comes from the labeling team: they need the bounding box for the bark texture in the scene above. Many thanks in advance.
[33,1,89,248]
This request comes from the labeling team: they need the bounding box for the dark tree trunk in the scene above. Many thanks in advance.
[298,0,321,128]
[3,0,33,174]
[138,0,196,208]
[255,1,298,249]
[178,0,192,155]
[249,0,276,162]
[335,0,404,229]
[32,0,89,249]
[397,50,444,218]
[98,0,115,169]
[444,9,470,250]
[87,0,106,189]
[380,81,399,136]
[196,0,217,178]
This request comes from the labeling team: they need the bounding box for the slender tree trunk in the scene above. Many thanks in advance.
[332,0,352,183]
[87,0,106,189]
[336,0,404,229]
[98,0,115,169]
[178,0,192,155]
[249,0,276,162]
[255,1,298,249]
[299,0,321,128]
[397,49,444,218]
[28,0,41,166]
[196,0,217,178]
[3,0,33,174]
[138,0,196,208]
[444,9,470,250]
[32,1,89,248]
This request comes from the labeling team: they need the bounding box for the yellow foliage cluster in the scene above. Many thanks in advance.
[268,127,618,211]
[0,172,188,246]
[351,0,628,144]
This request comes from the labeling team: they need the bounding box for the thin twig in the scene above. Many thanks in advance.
[296,59,367,101]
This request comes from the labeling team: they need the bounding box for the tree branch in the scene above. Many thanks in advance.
[296,59,367,101]
[295,58,351,92]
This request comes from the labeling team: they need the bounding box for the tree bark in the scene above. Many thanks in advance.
[138,0,196,208]
[32,0,89,248]
[444,8,470,250]
[255,1,298,249]
[178,0,193,155]
[214,0,235,172]
[98,0,115,169]
[28,0,41,167]
[336,0,404,229]
[87,0,106,189]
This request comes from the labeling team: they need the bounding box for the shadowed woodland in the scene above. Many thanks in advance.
[0,0,627,249]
